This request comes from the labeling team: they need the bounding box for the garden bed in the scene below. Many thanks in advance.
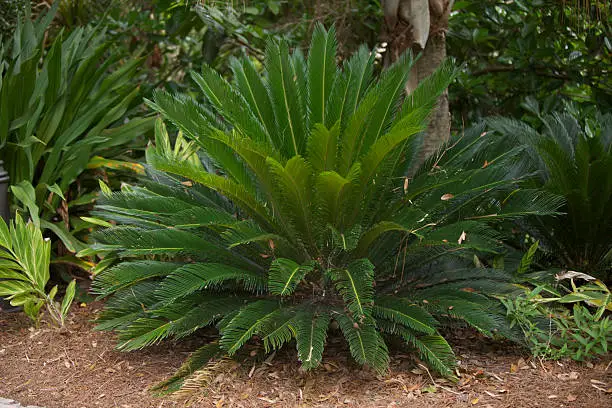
[0,305,610,408]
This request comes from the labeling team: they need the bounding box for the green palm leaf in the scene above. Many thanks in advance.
[156,263,266,302]
[294,309,331,370]
[268,258,316,296]
[265,39,307,157]
[308,23,337,126]
[220,300,280,355]
[335,313,389,374]
[330,259,374,320]
[373,296,438,334]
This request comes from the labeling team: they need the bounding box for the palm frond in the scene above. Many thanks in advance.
[330,259,374,321]
[308,23,337,127]
[268,258,316,296]
[294,309,330,370]
[265,39,307,157]
[373,296,438,334]
[229,57,278,145]
[91,260,182,297]
[155,263,266,302]
[220,300,280,355]
[335,313,389,374]
[151,342,222,394]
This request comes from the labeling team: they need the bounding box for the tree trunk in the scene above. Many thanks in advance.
[381,0,454,161]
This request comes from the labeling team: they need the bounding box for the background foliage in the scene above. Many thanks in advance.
[448,0,612,125]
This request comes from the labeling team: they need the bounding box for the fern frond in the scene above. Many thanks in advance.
[149,155,277,232]
[347,51,413,164]
[176,358,236,399]
[95,281,160,331]
[497,189,564,219]
[377,320,455,377]
[307,123,339,173]
[266,155,315,246]
[517,240,539,275]
[403,333,456,377]
[230,57,279,146]
[192,66,270,144]
[117,297,244,351]
[413,289,503,335]
[314,164,361,228]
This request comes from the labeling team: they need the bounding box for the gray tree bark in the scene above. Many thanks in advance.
[381,0,454,161]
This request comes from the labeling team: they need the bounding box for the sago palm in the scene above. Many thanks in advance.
[90,25,562,391]
[488,111,612,283]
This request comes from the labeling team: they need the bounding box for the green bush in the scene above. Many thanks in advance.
[0,3,155,252]
[501,240,611,361]
[504,275,611,361]
[0,214,76,327]
[489,110,612,283]
[90,26,562,391]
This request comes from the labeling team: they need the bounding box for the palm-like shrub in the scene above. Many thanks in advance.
[488,111,612,283]
[91,26,561,390]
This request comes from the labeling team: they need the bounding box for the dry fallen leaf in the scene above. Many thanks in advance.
[441,193,454,201]
[557,372,579,381]
[567,394,577,402]
[470,397,479,405]
[458,231,467,244]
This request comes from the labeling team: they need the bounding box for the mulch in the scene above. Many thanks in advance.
[0,303,610,408]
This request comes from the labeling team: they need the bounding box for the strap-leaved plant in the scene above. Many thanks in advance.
[89,25,562,392]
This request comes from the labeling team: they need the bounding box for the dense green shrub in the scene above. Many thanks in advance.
[89,26,562,391]
[449,0,612,124]
[503,244,611,361]
[0,3,154,252]
[489,110,612,283]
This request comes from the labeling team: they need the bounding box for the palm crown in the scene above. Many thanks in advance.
[90,25,562,391]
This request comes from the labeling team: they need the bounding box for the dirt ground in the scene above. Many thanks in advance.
[0,304,610,408]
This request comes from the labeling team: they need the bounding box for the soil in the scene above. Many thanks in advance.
[0,304,610,408]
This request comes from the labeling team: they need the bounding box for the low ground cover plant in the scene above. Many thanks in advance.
[89,26,562,391]
[0,215,75,327]
[504,244,611,361]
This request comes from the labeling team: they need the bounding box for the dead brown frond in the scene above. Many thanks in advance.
[174,357,238,400]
